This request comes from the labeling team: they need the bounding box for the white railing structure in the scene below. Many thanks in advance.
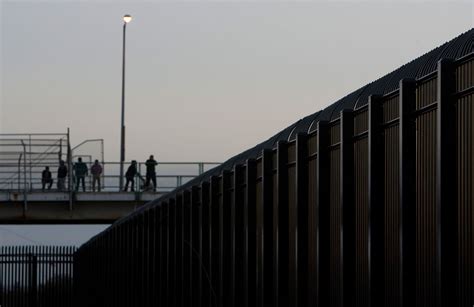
[0,132,221,213]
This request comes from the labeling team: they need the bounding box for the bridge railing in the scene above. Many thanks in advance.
[72,161,220,193]
[0,161,220,193]
[0,133,69,192]
[0,132,221,194]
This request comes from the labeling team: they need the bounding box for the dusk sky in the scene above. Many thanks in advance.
[1,1,473,245]
[2,1,473,163]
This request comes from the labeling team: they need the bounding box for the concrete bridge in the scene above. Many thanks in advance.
[0,133,220,224]
[0,191,162,224]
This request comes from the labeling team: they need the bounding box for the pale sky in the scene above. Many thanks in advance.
[0,0,473,245]
[2,0,473,163]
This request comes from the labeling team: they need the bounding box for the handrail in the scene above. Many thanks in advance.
[0,132,221,197]
[0,161,220,193]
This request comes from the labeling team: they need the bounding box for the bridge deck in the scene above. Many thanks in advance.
[0,191,161,224]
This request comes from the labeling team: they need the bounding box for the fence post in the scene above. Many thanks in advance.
[316,120,330,306]
[29,134,32,188]
[21,140,28,215]
[18,154,22,191]
[368,94,384,307]
[437,58,457,307]
[399,78,417,306]
[274,141,288,307]
[67,129,74,210]
[295,133,308,307]
[341,109,355,306]
[29,254,38,307]
[260,149,273,307]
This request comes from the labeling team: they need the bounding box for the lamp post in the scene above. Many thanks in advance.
[120,14,132,191]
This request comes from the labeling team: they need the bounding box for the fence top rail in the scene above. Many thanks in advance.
[0,133,68,136]
[455,50,474,64]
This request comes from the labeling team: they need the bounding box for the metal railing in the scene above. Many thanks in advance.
[0,161,220,193]
[0,246,76,307]
[0,132,220,194]
[0,133,70,192]
[69,161,220,193]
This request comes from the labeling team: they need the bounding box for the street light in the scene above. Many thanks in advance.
[123,14,132,23]
[120,14,132,191]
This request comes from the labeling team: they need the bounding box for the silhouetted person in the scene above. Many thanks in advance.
[145,155,158,192]
[124,160,137,192]
[57,160,68,191]
[74,158,88,192]
[91,160,103,192]
[42,166,53,191]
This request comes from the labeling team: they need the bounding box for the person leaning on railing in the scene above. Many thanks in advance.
[124,160,137,192]
[90,160,103,192]
[74,158,88,192]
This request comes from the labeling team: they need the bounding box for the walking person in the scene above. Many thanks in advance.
[124,160,137,192]
[74,157,88,192]
[145,155,158,192]
[57,160,68,190]
[41,166,53,191]
[91,160,103,192]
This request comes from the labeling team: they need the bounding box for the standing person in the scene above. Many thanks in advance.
[124,160,137,192]
[57,160,68,191]
[41,166,53,191]
[74,157,88,192]
[145,155,158,192]
[91,160,103,192]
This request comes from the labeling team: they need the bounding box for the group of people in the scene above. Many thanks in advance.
[73,158,103,192]
[41,158,103,192]
[124,155,158,192]
[41,160,69,191]
[40,155,158,192]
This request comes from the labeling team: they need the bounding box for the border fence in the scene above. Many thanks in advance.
[0,246,76,307]
[74,31,473,306]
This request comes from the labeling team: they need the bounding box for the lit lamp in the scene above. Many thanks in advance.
[123,14,132,23]
[120,14,132,191]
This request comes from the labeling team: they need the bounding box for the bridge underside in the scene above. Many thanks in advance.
[0,192,161,224]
